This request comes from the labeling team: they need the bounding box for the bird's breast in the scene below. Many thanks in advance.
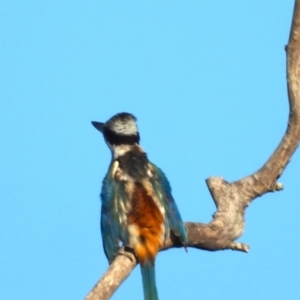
[127,181,165,263]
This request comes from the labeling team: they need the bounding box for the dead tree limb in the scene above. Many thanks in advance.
[85,2,300,299]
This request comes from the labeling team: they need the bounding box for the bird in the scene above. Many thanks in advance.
[91,112,188,300]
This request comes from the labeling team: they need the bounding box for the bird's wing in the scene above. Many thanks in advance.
[149,163,188,246]
[100,162,130,263]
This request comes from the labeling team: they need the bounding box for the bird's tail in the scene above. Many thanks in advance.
[140,262,159,300]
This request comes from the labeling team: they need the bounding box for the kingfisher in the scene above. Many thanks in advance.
[91,112,188,300]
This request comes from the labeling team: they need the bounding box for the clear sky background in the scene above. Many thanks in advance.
[1,1,298,299]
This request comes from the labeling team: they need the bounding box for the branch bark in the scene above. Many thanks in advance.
[85,2,300,299]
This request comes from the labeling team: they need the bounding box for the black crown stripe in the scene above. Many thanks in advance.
[104,127,140,145]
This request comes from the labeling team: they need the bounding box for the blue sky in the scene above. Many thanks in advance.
[1,1,299,299]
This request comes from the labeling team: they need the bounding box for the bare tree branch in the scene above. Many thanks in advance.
[85,2,300,299]
[85,252,136,300]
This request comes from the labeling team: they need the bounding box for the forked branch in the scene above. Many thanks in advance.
[85,2,300,299]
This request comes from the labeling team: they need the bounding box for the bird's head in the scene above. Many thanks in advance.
[91,112,140,153]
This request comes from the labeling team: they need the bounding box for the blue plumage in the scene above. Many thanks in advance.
[149,164,188,246]
[141,262,159,300]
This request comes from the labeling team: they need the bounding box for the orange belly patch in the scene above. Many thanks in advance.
[128,182,164,263]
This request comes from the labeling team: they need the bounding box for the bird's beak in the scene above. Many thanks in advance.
[91,121,105,133]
